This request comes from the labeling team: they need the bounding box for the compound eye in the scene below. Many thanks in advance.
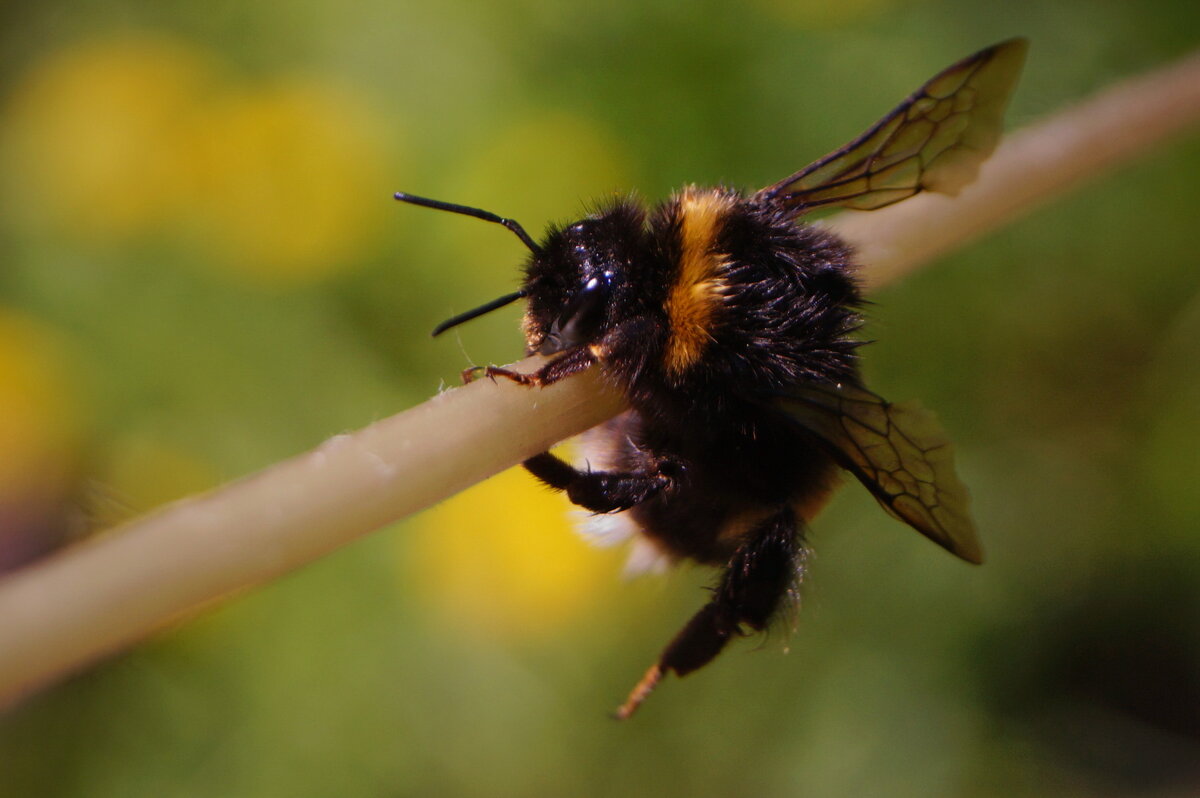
[552,274,611,350]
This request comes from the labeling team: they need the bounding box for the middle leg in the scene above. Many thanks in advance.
[523,451,677,514]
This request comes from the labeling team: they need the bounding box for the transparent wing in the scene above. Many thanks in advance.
[755,38,1028,215]
[777,382,983,563]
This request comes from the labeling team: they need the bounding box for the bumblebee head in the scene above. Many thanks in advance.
[527,268,612,356]
[396,192,644,356]
[522,206,645,355]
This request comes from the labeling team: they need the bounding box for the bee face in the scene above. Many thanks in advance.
[532,268,613,355]
[522,202,648,356]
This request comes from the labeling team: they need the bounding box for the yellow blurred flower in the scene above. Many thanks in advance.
[188,79,390,283]
[407,463,623,640]
[1,34,219,242]
[1,33,391,284]
[0,309,81,505]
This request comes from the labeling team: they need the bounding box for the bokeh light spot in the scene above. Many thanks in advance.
[191,79,390,283]
[406,463,621,641]
[1,34,220,242]
[0,309,80,505]
[1,34,392,284]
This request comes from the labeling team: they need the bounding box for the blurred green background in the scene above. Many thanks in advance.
[1,0,1198,795]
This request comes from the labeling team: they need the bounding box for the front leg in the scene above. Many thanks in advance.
[464,346,596,387]
[464,313,659,387]
[523,451,676,514]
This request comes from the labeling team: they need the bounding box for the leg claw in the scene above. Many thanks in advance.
[461,365,539,386]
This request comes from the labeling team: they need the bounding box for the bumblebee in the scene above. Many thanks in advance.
[397,39,1027,718]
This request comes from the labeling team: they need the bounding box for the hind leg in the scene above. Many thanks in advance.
[615,507,806,719]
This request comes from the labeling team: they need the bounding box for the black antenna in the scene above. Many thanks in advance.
[394,192,541,254]
[430,289,527,337]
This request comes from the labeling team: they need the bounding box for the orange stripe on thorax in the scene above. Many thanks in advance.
[664,187,734,376]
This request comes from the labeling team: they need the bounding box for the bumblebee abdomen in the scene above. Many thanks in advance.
[587,403,842,565]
